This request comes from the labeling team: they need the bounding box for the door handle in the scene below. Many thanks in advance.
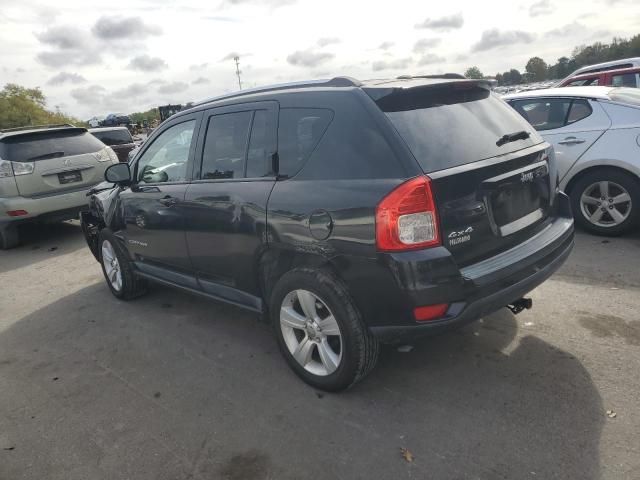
[558,137,586,145]
[159,195,178,206]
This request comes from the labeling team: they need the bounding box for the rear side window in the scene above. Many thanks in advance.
[0,130,105,162]
[378,85,538,172]
[200,111,252,179]
[277,108,332,177]
[91,129,133,146]
[611,73,639,87]
[246,110,277,178]
[511,98,592,130]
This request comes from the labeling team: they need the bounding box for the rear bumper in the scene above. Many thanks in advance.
[0,187,90,225]
[342,193,574,343]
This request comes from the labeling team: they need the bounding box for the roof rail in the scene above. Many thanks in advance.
[396,73,466,80]
[192,76,361,107]
[0,123,76,133]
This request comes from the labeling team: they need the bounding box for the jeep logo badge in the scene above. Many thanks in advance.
[520,171,534,183]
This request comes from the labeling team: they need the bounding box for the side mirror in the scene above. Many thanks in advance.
[105,162,131,184]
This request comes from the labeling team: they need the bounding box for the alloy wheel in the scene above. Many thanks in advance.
[280,289,343,376]
[101,240,123,292]
[580,180,632,228]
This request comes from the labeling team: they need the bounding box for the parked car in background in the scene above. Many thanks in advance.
[0,124,119,248]
[89,127,136,162]
[504,86,640,235]
[82,76,573,391]
[103,113,131,127]
[557,66,640,88]
[557,57,640,86]
[88,116,104,128]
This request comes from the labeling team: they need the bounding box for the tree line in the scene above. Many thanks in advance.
[0,84,81,130]
[464,33,640,85]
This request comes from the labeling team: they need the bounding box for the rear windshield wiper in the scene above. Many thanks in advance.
[496,131,530,147]
[27,151,65,161]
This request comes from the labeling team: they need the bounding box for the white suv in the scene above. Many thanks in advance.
[0,124,119,248]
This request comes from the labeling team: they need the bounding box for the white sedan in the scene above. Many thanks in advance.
[504,87,640,235]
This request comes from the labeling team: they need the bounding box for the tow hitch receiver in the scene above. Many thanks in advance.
[507,297,533,315]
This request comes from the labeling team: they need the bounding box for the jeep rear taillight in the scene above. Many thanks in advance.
[376,176,440,251]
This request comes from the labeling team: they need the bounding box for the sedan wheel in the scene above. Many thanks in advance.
[101,239,123,292]
[579,180,632,228]
[280,289,343,376]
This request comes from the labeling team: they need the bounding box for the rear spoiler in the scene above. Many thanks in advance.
[0,127,88,142]
[366,79,493,112]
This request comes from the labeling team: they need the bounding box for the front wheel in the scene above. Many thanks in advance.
[570,169,640,236]
[98,229,147,300]
[270,268,379,392]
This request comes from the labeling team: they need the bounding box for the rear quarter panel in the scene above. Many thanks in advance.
[560,103,640,189]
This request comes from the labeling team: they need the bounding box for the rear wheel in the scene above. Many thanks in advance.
[0,224,19,249]
[570,169,640,236]
[271,268,379,392]
[98,229,147,300]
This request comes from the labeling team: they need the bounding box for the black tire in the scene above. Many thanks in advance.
[270,268,379,392]
[0,224,19,249]
[98,229,147,300]
[569,169,640,236]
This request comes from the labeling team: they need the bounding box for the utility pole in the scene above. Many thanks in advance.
[234,56,242,90]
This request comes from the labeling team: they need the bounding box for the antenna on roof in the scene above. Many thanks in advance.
[234,56,242,90]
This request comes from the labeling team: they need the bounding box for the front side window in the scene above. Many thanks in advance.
[136,120,195,183]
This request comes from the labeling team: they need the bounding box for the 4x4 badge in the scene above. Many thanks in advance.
[448,226,473,246]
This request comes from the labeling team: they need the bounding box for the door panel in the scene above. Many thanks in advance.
[539,101,610,181]
[511,98,610,181]
[184,180,273,296]
[121,115,201,279]
[184,101,278,304]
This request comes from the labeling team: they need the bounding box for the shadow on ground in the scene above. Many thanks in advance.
[0,283,604,480]
[0,221,86,274]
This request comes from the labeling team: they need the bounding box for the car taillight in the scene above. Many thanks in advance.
[376,176,440,251]
[94,147,117,163]
[0,160,35,177]
[413,303,449,322]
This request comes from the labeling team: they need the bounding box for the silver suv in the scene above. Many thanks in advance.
[0,124,119,248]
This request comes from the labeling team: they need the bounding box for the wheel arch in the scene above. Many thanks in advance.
[564,164,640,196]
[258,247,345,319]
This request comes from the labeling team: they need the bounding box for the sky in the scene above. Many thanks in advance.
[0,0,638,119]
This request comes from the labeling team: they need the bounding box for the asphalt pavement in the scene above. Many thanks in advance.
[1,222,639,479]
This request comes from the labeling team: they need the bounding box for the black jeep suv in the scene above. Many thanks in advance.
[81,76,574,391]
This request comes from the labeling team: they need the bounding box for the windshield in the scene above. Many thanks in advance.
[375,85,541,173]
[0,130,105,162]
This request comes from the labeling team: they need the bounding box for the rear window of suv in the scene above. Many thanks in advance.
[91,129,133,146]
[375,84,539,173]
[0,129,105,162]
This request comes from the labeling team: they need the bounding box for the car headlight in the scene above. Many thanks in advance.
[94,147,118,163]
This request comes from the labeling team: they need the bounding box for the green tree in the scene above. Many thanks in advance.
[464,66,484,79]
[0,83,80,129]
[525,57,548,82]
[128,107,160,125]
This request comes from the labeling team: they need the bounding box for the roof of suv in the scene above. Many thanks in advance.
[0,124,84,140]
[186,74,479,113]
